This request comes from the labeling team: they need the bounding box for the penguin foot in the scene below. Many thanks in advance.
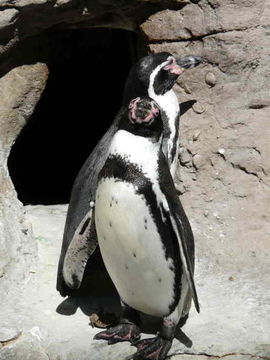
[94,323,141,345]
[131,336,172,360]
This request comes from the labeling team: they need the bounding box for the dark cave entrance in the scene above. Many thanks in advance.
[8,28,139,205]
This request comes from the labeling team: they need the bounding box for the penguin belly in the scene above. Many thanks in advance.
[95,178,175,317]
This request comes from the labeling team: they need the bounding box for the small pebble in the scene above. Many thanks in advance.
[192,102,205,114]
[205,71,217,87]
[192,154,204,169]
[0,327,20,342]
[218,148,225,155]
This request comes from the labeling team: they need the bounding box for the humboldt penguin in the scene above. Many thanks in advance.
[93,96,199,360]
[57,53,203,311]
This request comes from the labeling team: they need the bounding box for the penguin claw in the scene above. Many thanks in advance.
[94,323,141,345]
[131,336,172,360]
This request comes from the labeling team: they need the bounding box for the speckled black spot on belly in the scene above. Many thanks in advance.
[144,218,148,230]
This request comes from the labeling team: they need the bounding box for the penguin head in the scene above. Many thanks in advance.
[128,97,160,126]
[119,97,162,140]
[123,52,204,101]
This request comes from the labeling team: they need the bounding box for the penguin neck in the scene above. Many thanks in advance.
[117,109,163,143]
[109,130,162,169]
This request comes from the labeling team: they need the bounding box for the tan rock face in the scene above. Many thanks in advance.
[0,63,48,280]
[0,0,192,56]
[142,0,270,273]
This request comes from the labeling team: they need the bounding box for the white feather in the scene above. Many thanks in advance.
[95,179,175,317]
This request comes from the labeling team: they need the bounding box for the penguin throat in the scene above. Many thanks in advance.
[118,110,162,142]
[153,69,177,95]
[148,62,178,97]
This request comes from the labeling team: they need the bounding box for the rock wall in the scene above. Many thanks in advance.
[0,0,269,284]
[141,0,270,274]
[0,63,48,282]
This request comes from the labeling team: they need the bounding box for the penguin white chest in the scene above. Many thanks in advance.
[95,179,175,317]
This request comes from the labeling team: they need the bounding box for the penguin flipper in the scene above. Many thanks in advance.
[56,107,126,296]
[62,205,98,289]
[158,154,200,313]
[169,210,200,313]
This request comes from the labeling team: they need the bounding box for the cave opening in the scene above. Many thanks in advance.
[8,28,139,205]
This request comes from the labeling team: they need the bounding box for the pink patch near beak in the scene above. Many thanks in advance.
[164,58,183,75]
[129,97,140,122]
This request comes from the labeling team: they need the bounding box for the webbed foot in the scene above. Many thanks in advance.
[131,336,172,360]
[94,321,141,345]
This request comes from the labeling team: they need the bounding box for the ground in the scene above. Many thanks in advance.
[0,205,269,360]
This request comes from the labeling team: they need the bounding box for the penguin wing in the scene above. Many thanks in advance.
[62,204,98,289]
[56,107,125,296]
[158,154,200,313]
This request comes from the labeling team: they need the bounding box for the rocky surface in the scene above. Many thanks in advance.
[0,205,269,360]
[141,0,270,274]
[0,0,189,59]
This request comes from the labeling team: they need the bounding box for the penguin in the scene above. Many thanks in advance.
[57,53,204,309]
[93,96,199,360]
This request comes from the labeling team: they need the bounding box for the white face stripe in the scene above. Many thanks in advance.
[147,58,180,178]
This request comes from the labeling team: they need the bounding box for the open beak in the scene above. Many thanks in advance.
[176,55,206,70]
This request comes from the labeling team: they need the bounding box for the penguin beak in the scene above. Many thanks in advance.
[175,55,205,70]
